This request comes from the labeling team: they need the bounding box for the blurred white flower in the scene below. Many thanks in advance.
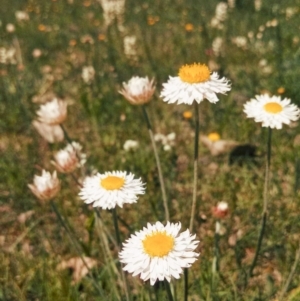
[32,48,42,58]
[266,19,278,27]
[98,0,125,28]
[154,133,176,151]
[286,7,298,19]
[119,76,155,105]
[163,144,171,152]
[28,170,60,201]
[6,23,15,33]
[215,2,228,21]
[227,0,235,8]
[254,0,262,11]
[123,140,139,151]
[52,142,86,173]
[81,66,95,84]
[200,134,238,156]
[15,11,29,22]
[36,98,67,125]
[212,37,223,56]
[231,36,247,49]
[211,17,223,30]
[124,35,138,60]
[0,47,17,65]
[256,32,263,39]
[166,132,176,141]
[32,120,64,143]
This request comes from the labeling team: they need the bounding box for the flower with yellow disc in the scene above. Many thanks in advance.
[243,94,300,129]
[79,171,145,209]
[119,221,199,285]
[160,63,231,105]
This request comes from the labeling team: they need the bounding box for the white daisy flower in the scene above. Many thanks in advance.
[119,76,155,105]
[51,142,86,173]
[79,171,145,209]
[243,94,300,129]
[36,98,67,125]
[119,221,199,285]
[32,120,64,143]
[160,63,231,105]
[28,170,60,202]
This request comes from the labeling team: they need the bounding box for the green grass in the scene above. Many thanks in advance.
[1,0,300,300]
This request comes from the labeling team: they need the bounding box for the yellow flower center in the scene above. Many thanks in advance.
[263,102,283,114]
[179,63,210,84]
[142,231,175,257]
[101,176,125,190]
[208,132,221,142]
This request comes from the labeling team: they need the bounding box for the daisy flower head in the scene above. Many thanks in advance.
[36,98,67,125]
[119,221,199,285]
[79,171,145,209]
[243,94,300,129]
[52,142,86,173]
[160,63,231,105]
[28,170,60,202]
[119,76,155,105]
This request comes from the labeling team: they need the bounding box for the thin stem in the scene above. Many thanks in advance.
[164,280,174,301]
[60,124,73,144]
[50,201,104,297]
[112,208,122,247]
[189,102,200,232]
[185,103,200,301]
[94,210,121,300]
[184,269,188,301]
[249,128,272,277]
[112,208,130,301]
[279,240,300,301]
[142,105,169,222]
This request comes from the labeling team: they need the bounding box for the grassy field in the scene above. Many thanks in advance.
[1,0,300,300]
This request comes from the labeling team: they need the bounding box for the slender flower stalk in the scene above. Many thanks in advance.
[142,105,169,222]
[112,208,130,301]
[50,201,104,296]
[119,76,169,222]
[189,102,200,232]
[249,128,272,277]
[164,280,174,301]
[94,210,121,300]
[279,239,300,301]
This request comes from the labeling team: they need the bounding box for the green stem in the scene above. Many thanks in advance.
[185,103,200,301]
[164,280,174,301]
[249,127,272,277]
[212,221,220,289]
[184,269,188,301]
[189,102,200,232]
[50,201,104,296]
[112,208,130,301]
[112,208,122,247]
[60,124,72,144]
[142,105,169,222]
[94,210,121,300]
[279,239,300,301]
